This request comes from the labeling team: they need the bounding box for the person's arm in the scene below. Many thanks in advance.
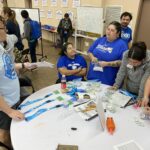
[137,66,150,101]
[142,77,150,106]
[0,96,24,120]
[57,19,62,34]
[99,60,121,67]
[88,38,101,62]
[88,52,98,63]
[58,67,82,76]
[15,62,37,71]
[128,41,132,49]
[112,52,128,89]
[74,68,87,76]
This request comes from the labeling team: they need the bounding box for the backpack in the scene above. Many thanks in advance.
[61,19,71,30]
[30,20,41,40]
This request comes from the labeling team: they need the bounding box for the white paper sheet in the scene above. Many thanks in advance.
[109,91,131,107]
[32,61,54,68]
[114,140,143,150]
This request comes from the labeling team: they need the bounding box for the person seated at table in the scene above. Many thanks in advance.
[112,41,150,100]
[57,42,87,82]
[87,21,128,85]
[0,15,36,148]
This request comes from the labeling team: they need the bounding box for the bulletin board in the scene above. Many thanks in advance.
[31,0,103,32]
[11,8,40,34]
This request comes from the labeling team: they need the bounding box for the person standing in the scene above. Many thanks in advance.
[21,10,37,62]
[57,13,73,47]
[120,12,133,48]
[87,21,128,86]
[0,15,37,148]
[2,7,24,52]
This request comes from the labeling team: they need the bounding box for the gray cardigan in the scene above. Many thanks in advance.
[114,50,150,99]
[23,18,31,41]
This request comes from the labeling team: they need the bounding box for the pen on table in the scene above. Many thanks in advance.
[86,114,98,121]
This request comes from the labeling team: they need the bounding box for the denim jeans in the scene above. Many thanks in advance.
[28,39,37,62]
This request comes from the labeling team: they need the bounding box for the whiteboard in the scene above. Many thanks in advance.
[77,7,104,34]
[11,8,40,34]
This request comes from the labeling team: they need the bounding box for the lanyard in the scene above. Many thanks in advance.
[25,104,63,121]
[24,99,54,114]
[18,93,53,109]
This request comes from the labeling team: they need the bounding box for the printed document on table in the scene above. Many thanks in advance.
[109,91,131,107]
[114,140,143,150]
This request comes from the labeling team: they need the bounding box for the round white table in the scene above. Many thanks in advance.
[11,83,150,150]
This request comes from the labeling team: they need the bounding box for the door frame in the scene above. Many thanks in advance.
[133,0,145,42]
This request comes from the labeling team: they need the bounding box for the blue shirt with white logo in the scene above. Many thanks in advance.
[87,36,128,86]
[57,54,87,81]
[121,26,132,45]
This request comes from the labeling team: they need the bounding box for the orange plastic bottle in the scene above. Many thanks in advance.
[106,117,115,134]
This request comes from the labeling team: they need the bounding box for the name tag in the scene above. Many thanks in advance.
[93,63,103,72]
[127,64,133,69]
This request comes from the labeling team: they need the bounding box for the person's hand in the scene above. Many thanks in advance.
[91,56,98,63]
[99,61,108,67]
[108,85,118,91]
[8,109,24,120]
[143,107,150,115]
[141,97,149,107]
[136,100,142,107]
[24,62,37,70]
[77,67,82,72]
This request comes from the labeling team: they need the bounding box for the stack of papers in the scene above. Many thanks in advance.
[74,100,98,121]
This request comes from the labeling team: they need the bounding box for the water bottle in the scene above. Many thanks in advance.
[106,117,115,134]
[61,75,66,89]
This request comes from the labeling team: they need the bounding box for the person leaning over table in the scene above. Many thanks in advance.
[87,21,128,86]
[112,41,150,101]
[0,15,37,148]
[56,42,87,83]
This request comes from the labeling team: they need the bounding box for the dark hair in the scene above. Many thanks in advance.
[128,41,147,61]
[60,42,72,56]
[108,21,121,37]
[64,13,69,18]
[21,10,29,19]
[120,12,132,20]
[2,7,18,25]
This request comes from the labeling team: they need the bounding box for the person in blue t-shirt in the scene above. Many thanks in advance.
[57,42,87,82]
[87,21,128,86]
[120,12,133,48]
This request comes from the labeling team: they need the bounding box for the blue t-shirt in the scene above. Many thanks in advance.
[57,54,87,81]
[121,26,132,45]
[87,36,128,86]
